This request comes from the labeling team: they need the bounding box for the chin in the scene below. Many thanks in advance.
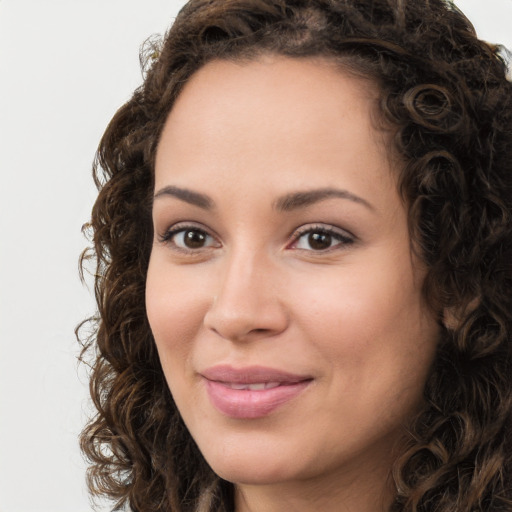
[213,463,296,486]
[200,440,305,486]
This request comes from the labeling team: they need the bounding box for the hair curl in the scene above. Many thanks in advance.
[78,1,512,510]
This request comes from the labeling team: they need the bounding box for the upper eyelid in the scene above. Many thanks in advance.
[159,221,214,236]
[289,223,355,241]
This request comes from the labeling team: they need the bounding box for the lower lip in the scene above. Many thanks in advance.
[204,379,311,419]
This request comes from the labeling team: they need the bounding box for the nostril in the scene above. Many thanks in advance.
[204,306,288,342]
[203,267,289,341]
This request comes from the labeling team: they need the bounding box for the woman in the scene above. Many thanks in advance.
[79,0,512,510]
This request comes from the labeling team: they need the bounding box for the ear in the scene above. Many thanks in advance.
[442,308,460,330]
[442,297,479,330]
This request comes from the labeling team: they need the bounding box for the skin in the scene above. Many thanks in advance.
[146,56,440,512]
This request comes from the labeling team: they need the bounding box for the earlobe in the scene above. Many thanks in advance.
[442,296,480,330]
[442,308,460,331]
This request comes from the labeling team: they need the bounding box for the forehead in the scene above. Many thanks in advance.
[163,56,381,128]
[154,56,397,213]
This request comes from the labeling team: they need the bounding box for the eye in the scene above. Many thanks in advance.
[160,225,220,251]
[290,225,354,252]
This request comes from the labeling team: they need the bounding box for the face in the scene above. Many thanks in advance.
[146,56,439,495]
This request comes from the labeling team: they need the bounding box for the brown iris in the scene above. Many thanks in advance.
[184,229,208,248]
[308,232,332,250]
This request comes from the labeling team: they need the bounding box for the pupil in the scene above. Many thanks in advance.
[185,230,206,248]
[308,232,331,250]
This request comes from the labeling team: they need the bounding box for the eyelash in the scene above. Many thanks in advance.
[288,224,354,252]
[158,223,354,253]
[158,223,220,253]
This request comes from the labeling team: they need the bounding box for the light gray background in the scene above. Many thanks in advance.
[0,1,510,511]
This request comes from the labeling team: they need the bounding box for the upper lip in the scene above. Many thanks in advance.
[201,365,312,384]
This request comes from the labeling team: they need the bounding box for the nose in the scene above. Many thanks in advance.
[203,251,288,342]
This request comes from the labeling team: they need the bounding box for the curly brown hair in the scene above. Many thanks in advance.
[78,0,512,511]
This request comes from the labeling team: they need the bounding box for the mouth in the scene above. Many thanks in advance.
[200,365,313,419]
[221,381,282,391]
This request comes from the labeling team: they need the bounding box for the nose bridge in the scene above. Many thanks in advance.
[204,244,287,340]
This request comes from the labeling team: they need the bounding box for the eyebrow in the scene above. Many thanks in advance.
[153,185,213,209]
[153,185,374,212]
[273,188,374,212]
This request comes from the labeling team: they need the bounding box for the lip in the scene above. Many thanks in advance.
[201,365,313,419]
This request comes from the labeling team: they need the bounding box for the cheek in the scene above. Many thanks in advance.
[291,255,438,388]
[145,257,209,368]
[292,263,418,339]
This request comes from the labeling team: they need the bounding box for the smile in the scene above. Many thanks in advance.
[223,382,281,390]
[201,365,313,419]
